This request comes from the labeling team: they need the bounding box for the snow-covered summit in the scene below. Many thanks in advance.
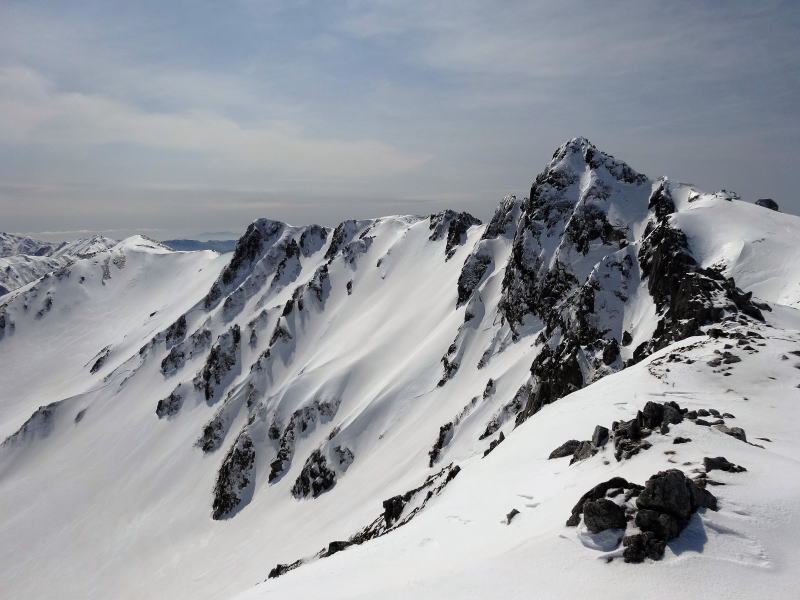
[0,232,118,296]
[1,138,799,599]
[0,232,57,257]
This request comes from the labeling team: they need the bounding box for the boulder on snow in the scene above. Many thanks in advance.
[583,498,627,533]
[714,425,747,443]
[591,425,610,447]
[323,540,352,557]
[623,531,666,563]
[704,456,747,473]
[548,439,582,459]
[570,440,597,464]
[754,198,779,211]
[636,469,718,520]
[506,508,520,524]
[566,477,642,527]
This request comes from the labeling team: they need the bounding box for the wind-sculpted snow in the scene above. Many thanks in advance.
[2,139,800,599]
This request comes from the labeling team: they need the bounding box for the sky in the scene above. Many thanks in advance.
[1,0,798,241]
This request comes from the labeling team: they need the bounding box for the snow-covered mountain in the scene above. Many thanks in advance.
[0,233,117,295]
[1,138,799,599]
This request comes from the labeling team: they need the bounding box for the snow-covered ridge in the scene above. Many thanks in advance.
[0,232,117,296]
[1,138,799,599]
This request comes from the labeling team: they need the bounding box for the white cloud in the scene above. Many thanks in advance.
[0,66,428,180]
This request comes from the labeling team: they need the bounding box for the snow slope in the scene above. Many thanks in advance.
[237,321,800,600]
[0,138,799,599]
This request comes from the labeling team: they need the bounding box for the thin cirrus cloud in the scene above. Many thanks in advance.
[0,0,798,240]
[0,65,428,180]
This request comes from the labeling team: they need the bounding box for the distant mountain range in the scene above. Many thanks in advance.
[0,233,117,295]
[163,239,238,253]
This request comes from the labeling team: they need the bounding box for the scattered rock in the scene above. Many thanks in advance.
[322,541,352,557]
[714,425,747,443]
[566,477,642,527]
[673,437,692,444]
[703,456,746,473]
[570,441,597,465]
[548,439,582,460]
[506,508,520,524]
[592,425,610,447]
[483,432,505,458]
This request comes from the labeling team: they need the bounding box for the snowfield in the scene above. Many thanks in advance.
[0,138,798,599]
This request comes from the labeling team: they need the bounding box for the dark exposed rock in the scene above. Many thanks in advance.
[322,541,351,558]
[592,425,609,447]
[515,343,583,425]
[480,384,529,439]
[623,532,666,563]
[212,432,255,520]
[714,425,747,442]
[673,436,692,444]
[662,403,683,425]
[548,439,582,460]
[156,391,183,418]
[506,508,520,524]
[298,224,328,256]
[704,456,747,473]
[267,560,302,579]
[160,346,185,376]
[482,195,522,240]
[89,346,110,374]
[457,251,492,306]
[755,198,779,211]
[428,210,482,259]
[2,402,59,447]
[635,508,681,540]
[570,440,597,465]
[164,314,187,347]
[437,356,459,387]
[429,422,454,467]
[612,417,648,461]
[637,469,717,519]
[325,220,369,262]
[195,325,241,403]
[268,399,341,483]
[634,215,766,362]
[639,401,664,429]
[269,464,461,579]
[482,432,505,458]
[591,469,719,563]
[566,477,642,527]
[222,220,283,286]
[291,449,337,498]
[583,498,627,533]
[383,495,405,527]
